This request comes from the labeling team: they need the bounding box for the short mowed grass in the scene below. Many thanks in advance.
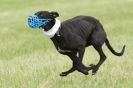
[0,0,133,88]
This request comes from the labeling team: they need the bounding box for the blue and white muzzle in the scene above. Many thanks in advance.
[27,15,51,29]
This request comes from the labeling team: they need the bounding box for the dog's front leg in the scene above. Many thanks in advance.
[60,49,89,76]
[60,63,76,76]
[60,52,77,76]
[77,46,89,75]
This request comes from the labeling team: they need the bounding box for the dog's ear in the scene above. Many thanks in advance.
[50,11,59,18]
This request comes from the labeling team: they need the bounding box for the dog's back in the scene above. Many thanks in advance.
[60,16,96,39]
[60,16,106,45]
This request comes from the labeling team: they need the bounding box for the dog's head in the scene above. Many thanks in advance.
[28,11,59,30]
[35,11,59,29]
[35,11,59,19]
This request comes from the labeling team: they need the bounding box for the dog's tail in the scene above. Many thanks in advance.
[105,38,125,56]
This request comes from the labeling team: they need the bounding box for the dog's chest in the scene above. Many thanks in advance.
[57,46,72,53]
[51,34,72,53]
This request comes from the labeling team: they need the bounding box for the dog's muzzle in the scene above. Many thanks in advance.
[27,15,51,29]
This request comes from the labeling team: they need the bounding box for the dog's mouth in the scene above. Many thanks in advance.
[28,11,59,30]
[27,15,51,29]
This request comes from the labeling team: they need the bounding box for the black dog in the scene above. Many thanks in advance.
[34,11,125,76]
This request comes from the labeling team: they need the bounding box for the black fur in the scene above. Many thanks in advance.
[35,11,125,76]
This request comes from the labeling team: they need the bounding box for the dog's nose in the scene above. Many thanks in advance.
[27,15,39,29]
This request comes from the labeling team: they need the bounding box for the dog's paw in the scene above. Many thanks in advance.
[88,64,98,75]
[82,65,92,71]
[91,65,99,75]
[77,67,89,75]
[60,72,68,77]
[92,69,98,75]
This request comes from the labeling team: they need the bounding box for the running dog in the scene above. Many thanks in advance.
[28,11,125,76]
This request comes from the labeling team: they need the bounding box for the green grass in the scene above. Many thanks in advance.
[0,0,133,88]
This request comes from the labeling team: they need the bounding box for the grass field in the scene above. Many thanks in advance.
[0,0,133,88]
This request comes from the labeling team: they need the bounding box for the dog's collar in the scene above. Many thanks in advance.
[42,19,61,38]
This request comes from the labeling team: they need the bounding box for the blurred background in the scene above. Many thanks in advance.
[0,0,132,88]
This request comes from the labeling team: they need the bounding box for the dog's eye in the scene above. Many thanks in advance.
[37,13,43,17]
[39,14,43,17]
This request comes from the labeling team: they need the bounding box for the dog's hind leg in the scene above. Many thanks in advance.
[92,45,106,75]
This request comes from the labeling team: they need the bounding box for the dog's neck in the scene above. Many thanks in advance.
[42,19,55,31]
[42,19,61,38]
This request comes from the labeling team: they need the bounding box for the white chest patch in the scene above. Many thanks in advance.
[42,19,61,38]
